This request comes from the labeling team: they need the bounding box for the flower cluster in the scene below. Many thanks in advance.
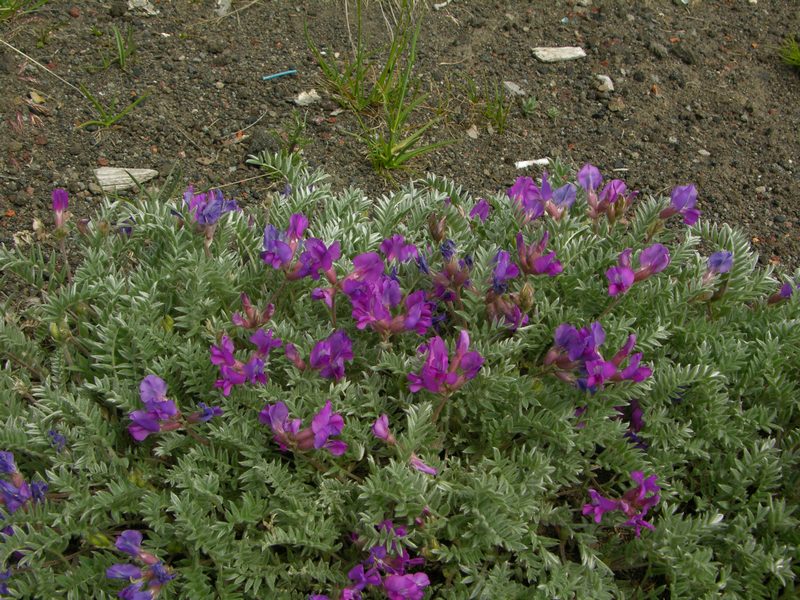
[582,471,661,537]
[507,172,577,222]
[577,164,637,223]
[0,452,47,518]
[128,375,222,441]
[606,244,671,296]
[106,530,175,599]
[335,249,434,337]
[284,330,354,382]
[183,185,239,227]
[428,240,473,305]
[262,212,341,281]
[408,330,483,394]
[544,322,652,390]
[231,293,275,329]
[311,520,430,600]
[210,329,282,395]
[259,400,347,456]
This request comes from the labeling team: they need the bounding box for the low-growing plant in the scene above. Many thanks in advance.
[779,34,800,70]
[272,109,311,154]
[482,82,511,134]
[0,0,47,22]
[546,105,561,121]
[521,95,538,117]
[88,25,136,72]
[77,85,149,130]
[1,152,799,599]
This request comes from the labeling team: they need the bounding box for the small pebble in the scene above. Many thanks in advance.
[68,6,80,18]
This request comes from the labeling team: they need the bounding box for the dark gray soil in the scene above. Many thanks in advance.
[1,0,799,274]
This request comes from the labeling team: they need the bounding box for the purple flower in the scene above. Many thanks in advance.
[311,400,347,455]
[210,336,236,366]
[577,164,602,191]
[707,251,733,274]
[659,184,700,225]
[0,452,17,475]
[0,479,32,514]
[606,266,635,296]
[48,430,67,452]
[372,414,397,445]
[261,225,293,269]
[348,564,382,590]
[232,293,275,329]
[309,330,354,381]
[582,471,660,537]
[409,454,437,476]
[52,188,69,229]
[128,376,181,441]
[127,411,162,442]
[491,250,520,293]
[348,252,386,284]
[380,235,419,263]
[469,199,491,222]
[440,240,457,262]
[408,330,483,394]
[517,231,562,277]
[249,328,283,357]
[287,213,308,241]
[118,583,152,600]
[403,290,433,335]
[383,572,431,600]
[106,563,143,580]
[184,187,239,226]
[507,176,544,221]
[139,375,168,405]
[192,403,223,423]
[115,530,143,557]
[635,244,671,280]
[294,239,341,280]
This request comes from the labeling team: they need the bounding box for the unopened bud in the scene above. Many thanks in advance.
[428,214,446,243]
[519,282,535,312]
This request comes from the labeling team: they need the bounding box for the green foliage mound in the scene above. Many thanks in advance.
[1,152,798,599]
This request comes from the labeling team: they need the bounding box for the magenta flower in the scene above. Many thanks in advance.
[52,188,69,229]
[409,454,438,476]
[636,244,670,279]
[309,330,354,381]
[183,186,239,226]
[469,198,491,222]
[660,184,700,225]
[582,471,660,537]
[606,265,635,296]
[371,414,397,445]
[507,176,545,222]
[380,234,419,263]
[261,213,308,269]
[491,249,520,293]
[383,572,431,600]
[577,163,602,191]
[259,400,347,456]
[292,238,341,280]
[516,231,563,277]
[128,375,181,441]
[249,328,283,357]
[407,330,483,394]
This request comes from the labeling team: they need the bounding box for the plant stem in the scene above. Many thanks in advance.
[431,392,451,424]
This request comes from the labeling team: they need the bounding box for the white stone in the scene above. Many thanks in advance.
[596,75,614,92]
[515,158,550,169]
[532,46,586,62]
[503,81,525,96]
[94,168,158,192]
[294,89,322,106]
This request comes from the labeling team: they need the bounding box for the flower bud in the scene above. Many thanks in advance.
[428,214,446,243]
[519,281,535,312]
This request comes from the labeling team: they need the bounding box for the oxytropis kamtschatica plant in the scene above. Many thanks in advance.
[0,155,798,599]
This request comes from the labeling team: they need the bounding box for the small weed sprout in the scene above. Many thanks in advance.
[521,96,538,117]
[779,35,800,69]
[88,25,135,72]
[546,106,560,121]
[273,109,311,154]
[77,85,149,130]
[0,0,48,22]
[483,83,511,133]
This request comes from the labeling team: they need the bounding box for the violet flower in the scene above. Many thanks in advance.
[469,199,491,222]
[582,471,661,537]
[380,235,419,263]
[606,245,670,296]
[516,231,562,277]
[707,251,733,275]
[507,176,545,222]
[309,330,354,381]
[409,454,438,476]
[292,238,341,281]
[52,188,69,229]
[259,400,347,456]
[372,414,397,445]
[659,184,701,225]
[107,531,174,599]
[261,213,308,269]
[491,249,520,293]
[769,279,799,304]
[183,186,239,226]
[407,330,483,394]
[128,376,181,441]
[383,573,431,600]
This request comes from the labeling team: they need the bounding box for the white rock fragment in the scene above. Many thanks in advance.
[294,89,322,106]
[503,81,525,96]
[94,167,158,193]
[596,74,614,92]
[127,0,159,15]
[515,158,551,169]
[215,0,232,17]
[466,125,479,139]
[532,46,586,63]
[698,149,711,157]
